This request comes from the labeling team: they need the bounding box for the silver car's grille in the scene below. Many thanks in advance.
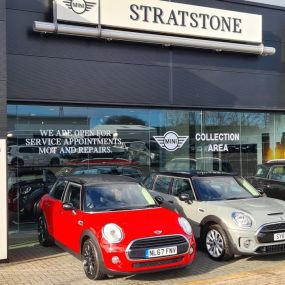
[127,235,189,260]
[257,223,285,243]
[260,223,285,233]
[256,244,285,254]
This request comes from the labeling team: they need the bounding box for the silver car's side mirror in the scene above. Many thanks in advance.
[179,193,193,204]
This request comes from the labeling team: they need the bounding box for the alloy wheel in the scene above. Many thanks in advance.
[83,243,97,277]
[206,229,224,258]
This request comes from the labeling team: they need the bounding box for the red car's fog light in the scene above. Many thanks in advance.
[111,256,121,265]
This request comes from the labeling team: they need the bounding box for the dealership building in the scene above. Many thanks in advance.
[1,0,285,261]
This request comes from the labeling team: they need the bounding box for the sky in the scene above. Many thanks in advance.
[244,0,285,7]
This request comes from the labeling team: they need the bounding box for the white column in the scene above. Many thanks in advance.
[0,139,8,261]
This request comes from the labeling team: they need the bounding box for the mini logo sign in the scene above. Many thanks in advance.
[154,131,189,152]
[154,230,162,235]
[63,0,96,14]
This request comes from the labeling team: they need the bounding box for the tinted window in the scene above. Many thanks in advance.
[50,180,67,200]
[66,184,81,210]
[255,165,269,178]
[172,178,195,200]
[153,176,172,194]
[19,147,39,153]
[268,166,285,181]
[143,174,156,189]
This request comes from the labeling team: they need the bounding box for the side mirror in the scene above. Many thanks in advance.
[179,193,192,204]
[62,202,74,211]
[155,196,164,205]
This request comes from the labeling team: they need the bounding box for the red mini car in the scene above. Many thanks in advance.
[38,175,196,280]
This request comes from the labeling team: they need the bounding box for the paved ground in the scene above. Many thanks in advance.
[0,231,284,285]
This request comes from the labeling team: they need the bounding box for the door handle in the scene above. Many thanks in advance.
[46,202,51,208]
[198,208,205,212]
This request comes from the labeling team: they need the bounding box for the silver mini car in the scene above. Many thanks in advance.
[143,172,285,261]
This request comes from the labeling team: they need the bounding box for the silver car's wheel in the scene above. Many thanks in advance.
[206,229,224,258]
[204,224,234,261]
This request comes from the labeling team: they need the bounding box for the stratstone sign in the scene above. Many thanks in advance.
[56,0,262,44]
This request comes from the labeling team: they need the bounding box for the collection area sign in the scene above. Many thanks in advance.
[0,139,8,261]
[154,132,240,152]
[56,0,262,44]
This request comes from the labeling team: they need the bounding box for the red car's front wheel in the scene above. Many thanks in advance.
[82,239,106,280]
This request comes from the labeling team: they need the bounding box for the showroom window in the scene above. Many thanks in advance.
[7,104,285,232]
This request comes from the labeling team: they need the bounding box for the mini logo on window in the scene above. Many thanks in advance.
[63,0,96,14]
[154,131,189,152]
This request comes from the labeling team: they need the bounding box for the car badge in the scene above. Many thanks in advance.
[154,230,162,235]
[154,131,189,152]
[280,216,284,221]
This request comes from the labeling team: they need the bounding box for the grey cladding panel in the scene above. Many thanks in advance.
[173,67,285,110]
[7,10,169,67]
[0,0,4,21]
[172,41,285,74]
[7,54,169,105]
[6,9,284,74]
[0,21,6,79]
[7,0,51,14]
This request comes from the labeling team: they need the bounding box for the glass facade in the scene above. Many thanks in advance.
[7,104,285,232]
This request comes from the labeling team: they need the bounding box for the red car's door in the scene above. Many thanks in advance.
[42,179,67,239]
[57,182,84,253]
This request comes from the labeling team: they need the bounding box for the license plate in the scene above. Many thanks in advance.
[145,246,177,258]
[274,232,285,241]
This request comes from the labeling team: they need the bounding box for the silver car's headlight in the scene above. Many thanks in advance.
[178,217,193,235]
[232,212,253,228]
[102,223,124,244]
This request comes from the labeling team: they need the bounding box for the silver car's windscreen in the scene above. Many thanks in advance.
[191,176,261,201]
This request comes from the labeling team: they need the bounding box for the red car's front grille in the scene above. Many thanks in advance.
[127,235,189,260]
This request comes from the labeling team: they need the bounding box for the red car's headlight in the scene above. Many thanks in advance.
[178,217,193,235]
[102,223,124,244]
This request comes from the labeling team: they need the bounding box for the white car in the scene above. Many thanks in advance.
[143,171,285,261]
[8,145,62,167]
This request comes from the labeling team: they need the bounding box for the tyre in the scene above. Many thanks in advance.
[204,224,233,261]
[38,215,54,246]
[33,199,41,219]
[82,239,107,280]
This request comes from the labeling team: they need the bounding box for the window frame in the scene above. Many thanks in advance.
[63,182,82,210]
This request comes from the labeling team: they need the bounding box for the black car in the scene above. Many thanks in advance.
[8,168,57,219]
[247,160,285,201]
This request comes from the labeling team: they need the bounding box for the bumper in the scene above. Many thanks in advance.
[100,238,196,274]
[227,228,285,255]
